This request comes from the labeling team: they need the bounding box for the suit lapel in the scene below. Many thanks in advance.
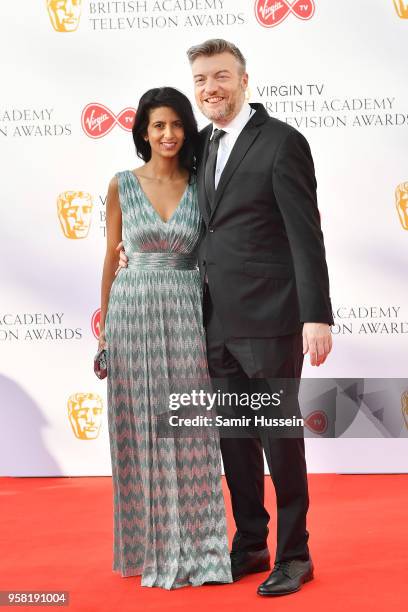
[197,126,212,225]
[209,126,261,221]
[197,104,268,224]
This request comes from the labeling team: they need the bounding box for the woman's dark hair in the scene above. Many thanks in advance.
[132,87,198,181]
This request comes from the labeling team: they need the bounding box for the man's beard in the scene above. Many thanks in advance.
[202,99,236,122]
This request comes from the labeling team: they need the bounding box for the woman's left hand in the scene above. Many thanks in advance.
[98,330,107,351]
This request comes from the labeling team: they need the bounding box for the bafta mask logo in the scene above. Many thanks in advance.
[393,0,408,18]
[91,309,101,339]
[68,393,103,440]
[255,0,315,28]
[402,391,408,429]
[57,191,93,239]
[395,183,408,230]
[46,0,82,32]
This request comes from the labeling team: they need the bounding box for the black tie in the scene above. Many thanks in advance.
[204,128,226,210]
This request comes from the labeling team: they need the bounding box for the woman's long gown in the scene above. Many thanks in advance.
[105,170,232,589]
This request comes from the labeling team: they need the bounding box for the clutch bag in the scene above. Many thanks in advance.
[94,348,107,379]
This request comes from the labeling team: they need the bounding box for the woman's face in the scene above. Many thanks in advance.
[145,106,185,159]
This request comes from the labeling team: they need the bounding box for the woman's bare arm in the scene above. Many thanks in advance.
[99,176,122,349]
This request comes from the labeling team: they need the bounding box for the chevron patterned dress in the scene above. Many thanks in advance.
[105,170,232,589]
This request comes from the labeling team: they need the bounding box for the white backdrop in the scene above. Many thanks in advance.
[1,0,407,476]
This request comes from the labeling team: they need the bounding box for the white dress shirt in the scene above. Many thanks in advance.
[211,102,255,189]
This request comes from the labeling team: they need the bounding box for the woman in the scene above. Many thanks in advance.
[99,87,232,589]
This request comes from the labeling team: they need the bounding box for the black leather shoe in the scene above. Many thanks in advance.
[257,558,314,596]
[230,547,270,582]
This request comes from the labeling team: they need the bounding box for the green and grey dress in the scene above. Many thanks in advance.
[105,170,232,589]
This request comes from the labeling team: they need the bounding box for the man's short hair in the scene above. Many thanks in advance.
[187,38,246,74]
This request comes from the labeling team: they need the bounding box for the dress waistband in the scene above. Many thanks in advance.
[127,252,198,271]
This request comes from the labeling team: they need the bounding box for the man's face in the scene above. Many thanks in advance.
[191,52,248,125]
[57,191,93,239]
[68,395,103,440]
[396,183,408,230]
[47,0,82,32]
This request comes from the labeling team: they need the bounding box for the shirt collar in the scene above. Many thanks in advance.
[211,102,253,139]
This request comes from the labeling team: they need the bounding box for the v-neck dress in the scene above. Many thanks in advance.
[104,170,232,589]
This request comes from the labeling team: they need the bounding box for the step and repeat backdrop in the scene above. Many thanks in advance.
[0,1,407,476]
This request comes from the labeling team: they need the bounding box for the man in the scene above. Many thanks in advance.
[120,39,333,596]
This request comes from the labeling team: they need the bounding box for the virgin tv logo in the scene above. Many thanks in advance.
[81,103,136,139]
[91,309,101,339]
[304,410,328,435]
[255,0,315,28]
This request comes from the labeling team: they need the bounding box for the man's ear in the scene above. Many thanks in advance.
[241,71,249,90]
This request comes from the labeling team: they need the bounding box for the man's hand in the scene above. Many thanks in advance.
[302,322,332,366]
[115,241,128,276]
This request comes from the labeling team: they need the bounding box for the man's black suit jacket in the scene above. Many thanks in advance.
[197,102,333,338]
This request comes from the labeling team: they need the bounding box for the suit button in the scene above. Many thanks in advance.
[209,226,214,233]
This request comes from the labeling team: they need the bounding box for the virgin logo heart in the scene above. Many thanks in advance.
[91,309,101,339]
[255,0,315,28]
[304,410,328,435]
[81,103,136,139]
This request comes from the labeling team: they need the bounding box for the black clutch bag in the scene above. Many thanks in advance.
[94,348,107,379]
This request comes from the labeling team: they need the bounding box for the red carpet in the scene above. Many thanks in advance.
[0,475,407,611]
